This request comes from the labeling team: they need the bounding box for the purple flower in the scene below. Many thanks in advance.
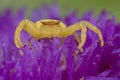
[0,3,120,80]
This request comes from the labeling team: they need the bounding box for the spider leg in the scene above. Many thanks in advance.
[73,32,81,43]
[79,21,104,46]
[58,23,85,52]
[58,23,82,37]
[14,19,39,48]
[59,20,104,52]
[78,27,87,52]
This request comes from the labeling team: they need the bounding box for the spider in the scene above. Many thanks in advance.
[14,19,104,52]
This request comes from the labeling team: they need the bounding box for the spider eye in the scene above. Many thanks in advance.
[40,20,60,26]
[42,21,60,25]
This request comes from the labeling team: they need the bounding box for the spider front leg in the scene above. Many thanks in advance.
[14,19,40,48]
[79,21,104,46]
[59,20,104,52]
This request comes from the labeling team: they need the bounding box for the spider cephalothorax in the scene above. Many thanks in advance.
[14,19,104,52]
[34,19,66,38]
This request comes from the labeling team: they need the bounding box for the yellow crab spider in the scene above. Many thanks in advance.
[14,19,104,52]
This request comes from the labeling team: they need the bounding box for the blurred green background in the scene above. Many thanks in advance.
[0,0,120,20]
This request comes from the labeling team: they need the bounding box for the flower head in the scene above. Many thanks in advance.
[0,4,120,80]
